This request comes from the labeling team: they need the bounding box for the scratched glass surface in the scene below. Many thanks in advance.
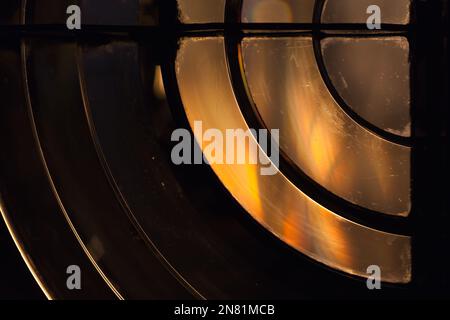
[177,0,225,23]
[321,0,411,24]
[176,37,411,283]
[241,0,315,23]
[242,37,411,216]
[321,37,411,136]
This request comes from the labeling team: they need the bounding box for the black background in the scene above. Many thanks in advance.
[0,218,44,299]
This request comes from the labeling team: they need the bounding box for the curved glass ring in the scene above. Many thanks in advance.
[175,37,411,283]
[241,36,411,216]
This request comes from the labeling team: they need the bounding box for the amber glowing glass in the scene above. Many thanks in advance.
[176,37,411,283]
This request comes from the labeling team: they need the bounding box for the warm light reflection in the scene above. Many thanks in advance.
[242,0,315,23]
[322,0,411,24]
[176,37,411,283]
[153,65,166,100]
[242,37,411,216]
[177,0,225,23]
[321,37,411,137]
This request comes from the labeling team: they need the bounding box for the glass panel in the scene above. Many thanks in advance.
[0,0,22,24]
[0,43,115,299]
[176,37,411,283]
[321,37,411,137]
[80,0,159,26]
[81,0,139,25]
[177,0,225,23]
[27,0,77,24]
[25,41,191,298]
[322,0,411,24]
[242,0,315,23]
[29,0,157,25]
[242,37,411,216]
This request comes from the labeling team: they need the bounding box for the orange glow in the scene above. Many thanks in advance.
[242,37,410,216]
[176,37,411,283]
